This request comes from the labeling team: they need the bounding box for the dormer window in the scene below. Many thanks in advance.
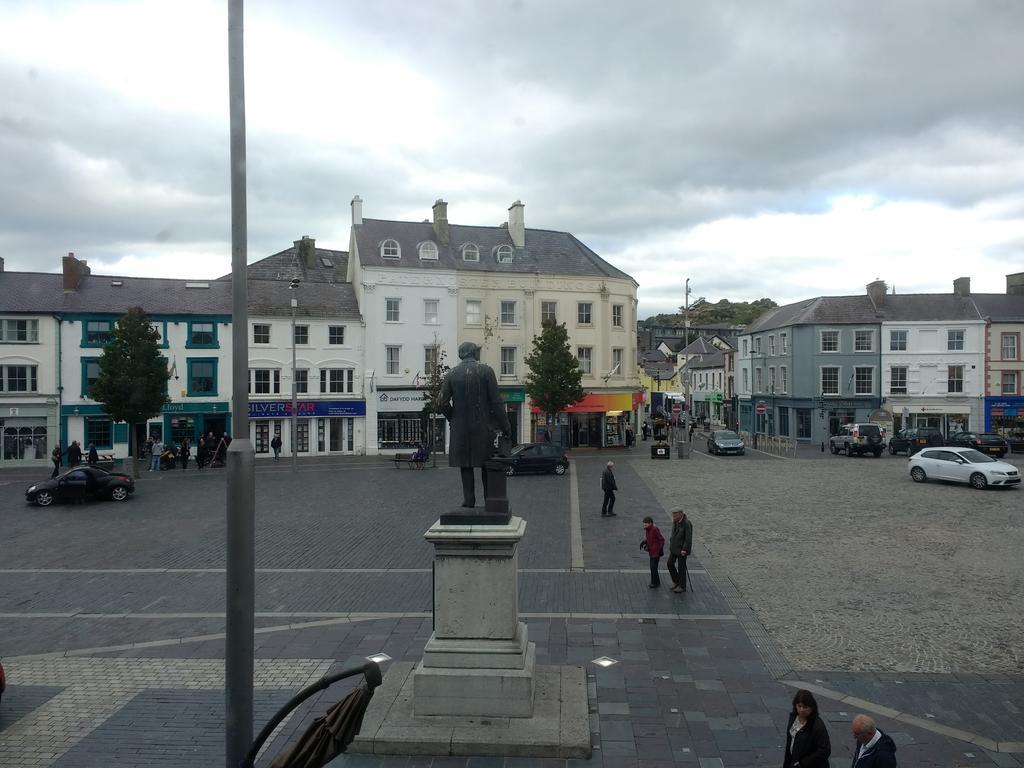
[494,244,513,264]
[461,243,479,262]
[418,241,438,260]
[380,239,400,259]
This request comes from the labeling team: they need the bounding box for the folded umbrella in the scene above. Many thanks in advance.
[268,684,374,768]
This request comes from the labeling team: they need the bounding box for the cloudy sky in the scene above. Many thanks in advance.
[1,0,1022,317]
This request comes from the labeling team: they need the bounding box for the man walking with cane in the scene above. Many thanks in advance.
[667,507,692,593]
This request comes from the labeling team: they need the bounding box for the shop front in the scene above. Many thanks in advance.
[1,402,56,466]
[885,398,977,437]
[248,399,367,456]
[160,402,232,450]
[530,391,642,448]
[985,397,1024,438]
[500,387,526,446]
[375,388,444,454]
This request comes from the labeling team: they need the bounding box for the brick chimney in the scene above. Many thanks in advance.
[351,195,363,226]
[866,279,887,309]
[62,252,91,291]
[432,199,449,245]
[294,236,316,269]
[508,200,525,248]
[953,276,971,297]
[1008,272,1024,296]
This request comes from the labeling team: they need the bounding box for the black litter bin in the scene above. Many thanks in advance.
[651,443,671,460]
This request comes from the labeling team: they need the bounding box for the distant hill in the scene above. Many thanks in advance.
[641,298,778,328]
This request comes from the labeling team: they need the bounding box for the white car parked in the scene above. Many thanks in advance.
[908,447,1021,490]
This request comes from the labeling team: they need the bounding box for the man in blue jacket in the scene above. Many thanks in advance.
[850,714,897,766]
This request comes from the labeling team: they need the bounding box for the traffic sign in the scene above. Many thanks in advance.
[672,403,682,414]
[755,403,767,414]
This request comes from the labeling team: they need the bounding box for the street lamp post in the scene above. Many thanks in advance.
[289,279,298,474]
[683,278,691,430]
[226,1,256,763]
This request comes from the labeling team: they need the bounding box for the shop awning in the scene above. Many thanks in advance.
[530,392,642,414]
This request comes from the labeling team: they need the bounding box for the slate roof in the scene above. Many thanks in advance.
[0,271,232,315]
[353,219,635,283]
[684,348,727,370]
[247,279,360,320]
[218,246,349,283]
[747,292,1000,333]
[972,294,1024,321]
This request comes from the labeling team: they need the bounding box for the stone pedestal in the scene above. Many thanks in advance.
[413,516,536,718]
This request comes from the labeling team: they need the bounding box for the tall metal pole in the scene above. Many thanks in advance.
[226,0,256,764]
[683,278,691,430]
[291,291,297,473]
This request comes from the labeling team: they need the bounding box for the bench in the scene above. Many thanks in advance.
[391,452,428,469]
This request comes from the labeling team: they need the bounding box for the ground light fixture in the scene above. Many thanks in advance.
[591,656,618,668]
[366,652,392,664]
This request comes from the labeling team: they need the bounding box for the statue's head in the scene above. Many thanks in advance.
[457,341,481,361]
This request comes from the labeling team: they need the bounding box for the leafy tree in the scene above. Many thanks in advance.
[89,307,169,478]
[524,322,585,433]
[421,345,451,467]
[640,297,778,328]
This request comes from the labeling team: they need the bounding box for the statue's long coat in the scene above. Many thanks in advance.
[439,359,512,468]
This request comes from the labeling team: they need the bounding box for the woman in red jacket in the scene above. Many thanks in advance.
[641,516,665,588]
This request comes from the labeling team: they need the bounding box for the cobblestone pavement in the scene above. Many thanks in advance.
[630,450,1024,675]
[1,453,1022,766]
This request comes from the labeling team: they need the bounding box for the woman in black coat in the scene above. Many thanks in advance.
[782,689,831,768]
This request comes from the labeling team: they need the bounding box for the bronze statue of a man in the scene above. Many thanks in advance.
[438,341,512,508]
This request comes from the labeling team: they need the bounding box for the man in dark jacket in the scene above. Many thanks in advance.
[667,507,693,593]
[67,440,82,468]
[438,342,511,508]
[850,715,897,767]
[601,461,617,516]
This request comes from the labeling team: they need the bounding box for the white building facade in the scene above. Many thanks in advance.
[880,285,986,435]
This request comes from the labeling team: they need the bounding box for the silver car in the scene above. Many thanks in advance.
[908,447,1020,490]
[707,430,745,456]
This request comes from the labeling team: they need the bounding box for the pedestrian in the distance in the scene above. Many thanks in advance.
[782,689,831,768]
[67,440,82,467]
[601,461,617,517]
[271,433,282,461]
[850,714,898,767]
[195,437,207,470]
[625,424,634,448]
[688,421,695,442]
[640,516,665,587]
[641,421,650,441]
[149,437,163,471]
[87,442,98,466]
[50,444,63,478]
[179,438,190,470]
[667,507,692,593]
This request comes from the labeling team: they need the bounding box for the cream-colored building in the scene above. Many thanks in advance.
[349,197,641,449]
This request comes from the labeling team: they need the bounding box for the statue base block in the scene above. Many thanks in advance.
[414,642,536,717]
[438,511,512,526]
[351,661,591,758]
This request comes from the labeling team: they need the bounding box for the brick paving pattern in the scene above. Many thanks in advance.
[0,452,1021,766]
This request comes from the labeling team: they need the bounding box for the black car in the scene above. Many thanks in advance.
[503,443,569,476]
[26,466,135,507]
[706,430,745,455]
[888,427,944,455]
[946,432,1010,458]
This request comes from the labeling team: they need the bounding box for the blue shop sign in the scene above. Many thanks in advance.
[248,400,366,419]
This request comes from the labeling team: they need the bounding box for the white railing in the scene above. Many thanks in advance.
[740,431,798,457]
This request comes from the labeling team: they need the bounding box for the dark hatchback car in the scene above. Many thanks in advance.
[503,443,569,476]
[888,427,944,455]
[706,430,745,455]
[26,466,135,506]
[946,432,1010,458]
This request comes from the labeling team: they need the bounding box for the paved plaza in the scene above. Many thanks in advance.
[1,445,1022,767]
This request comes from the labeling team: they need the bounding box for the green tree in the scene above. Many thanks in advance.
[421,345,451,467]
[89,307,169,479]
[524,322,585,436]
